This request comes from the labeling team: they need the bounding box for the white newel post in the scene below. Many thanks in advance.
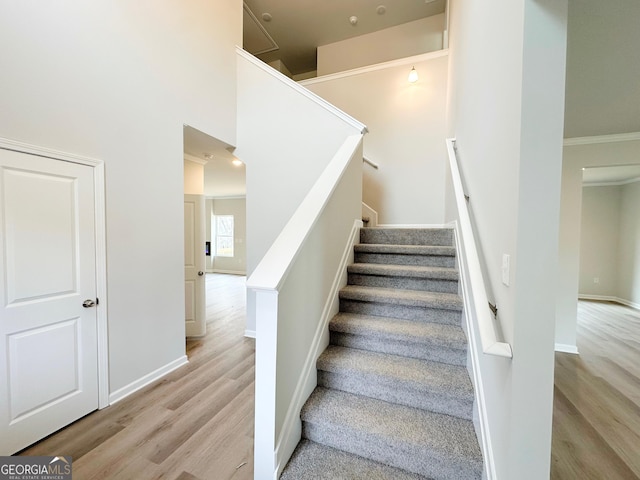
[252,288,279,480]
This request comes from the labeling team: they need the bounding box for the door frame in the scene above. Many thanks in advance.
[0,137,109,409]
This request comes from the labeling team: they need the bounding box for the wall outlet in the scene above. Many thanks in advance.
[593,277,599,284]
[501,254,510,286]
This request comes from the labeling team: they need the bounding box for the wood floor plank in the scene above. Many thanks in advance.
[551,387,638,480]
[17,274,255,480]
[552,300,640,480]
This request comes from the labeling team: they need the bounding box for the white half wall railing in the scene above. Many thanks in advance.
[362,202,378,227]
[446,138,512,358]
[249,134,364,480]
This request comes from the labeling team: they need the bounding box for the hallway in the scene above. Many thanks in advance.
[20,274,255,480]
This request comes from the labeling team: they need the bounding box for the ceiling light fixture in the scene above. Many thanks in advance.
[376,5,386,15]
[408,66,419,83]
[349,16,358,26]
[232,159,243,166]
[262,12,272,22]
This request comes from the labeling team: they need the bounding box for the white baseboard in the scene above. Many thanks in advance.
[210,269,246,275]
[108,355,188,405]
[244,329,256,339]
[555,343,579,355]
[615,297,640,310]
[579,294,640,310]
[273,219,362,477]
[578,294,616,302]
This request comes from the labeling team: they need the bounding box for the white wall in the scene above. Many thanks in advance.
[556,137,640,349]
[303,53,449,225]
[207,197,247,274]
[578,181,640,306]
[317,15,445,76]
[579,186,620,296]
[184,159,205,195]
[235,50,365,335]
[447,0,568,477]
[618,181,640,306]
[0,0,242,395]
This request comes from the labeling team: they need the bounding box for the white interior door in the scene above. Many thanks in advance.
[0,148,99,455]
[184,194,206,337]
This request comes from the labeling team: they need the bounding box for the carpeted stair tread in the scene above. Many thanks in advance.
[340,285,462,311]
[280,439,429,480]
[317,345,473,419]
[355,243,456,257]
[348,263,458,280]
[329,313,467,366]
[302,387,483,479]
[330,313,466,349]
[360,228,454,246]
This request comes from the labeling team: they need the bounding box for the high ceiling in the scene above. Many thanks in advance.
[187,0,640,197]
[183,126,246,198]
[564,0,640,138]
[243,0,446,75]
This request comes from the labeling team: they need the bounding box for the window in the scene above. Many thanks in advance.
[214,215,234,257]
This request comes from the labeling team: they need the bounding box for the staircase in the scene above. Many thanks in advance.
[280,227,483,480]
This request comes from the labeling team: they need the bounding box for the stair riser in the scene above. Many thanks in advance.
[355,252,455,268]
[360,229,454,246]
[302,422,482,480]
[329,331,467,366]
[317,371,473,420]
[348,273,458,294]
[339,299,462,326]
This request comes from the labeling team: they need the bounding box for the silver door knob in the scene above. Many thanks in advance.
[197,271,204,276]
[82,299,96,308]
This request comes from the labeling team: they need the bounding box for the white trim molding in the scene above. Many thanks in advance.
[109,356,188,405]
[244,329,256,339]
[183,153,208,165]
[555,343,579,355]
[579,294,640,310]
[564,131,640,146]
[300,49,449,86]
[210,269,246,276]
[583,176,640,187]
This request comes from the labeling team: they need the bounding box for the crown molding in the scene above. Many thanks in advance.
[184,153,208,165]
[583,176,640,187]
[564,132,640,146]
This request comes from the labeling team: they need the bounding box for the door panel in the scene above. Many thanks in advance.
[8,319,80,421]
[184,195,205,337]
[4,169,77,303]
[0,148,98,454]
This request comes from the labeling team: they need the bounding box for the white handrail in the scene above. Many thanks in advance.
[446,138,512,358]
[247,134,363,292]
[363,156,379,169]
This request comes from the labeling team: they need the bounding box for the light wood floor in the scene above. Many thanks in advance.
[19,287,640,479]
[552,300,640,479]
[19,273,255,480]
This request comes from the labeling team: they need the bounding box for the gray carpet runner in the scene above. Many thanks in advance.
[280,228,482,480]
